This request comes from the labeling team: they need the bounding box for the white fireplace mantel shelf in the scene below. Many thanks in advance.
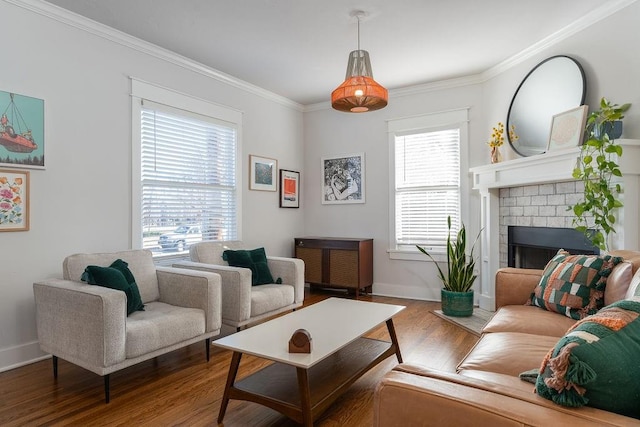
[469,139,640,311]
[470,139,640,191]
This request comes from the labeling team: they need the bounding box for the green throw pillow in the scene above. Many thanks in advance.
[81,263,144,316]
[222,247,275,285]
[528,250,622,320]
[536,299,640,419]
[109,259,145,313]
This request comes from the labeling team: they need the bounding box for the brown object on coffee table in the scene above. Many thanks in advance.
[289,328,312,353]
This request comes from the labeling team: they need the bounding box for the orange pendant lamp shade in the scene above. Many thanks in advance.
[331,51,388,113]
[331,13,388,113]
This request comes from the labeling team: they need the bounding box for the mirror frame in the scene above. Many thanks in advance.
[506,55,586,157]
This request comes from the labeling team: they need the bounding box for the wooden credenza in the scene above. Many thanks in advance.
[294,237,373,297]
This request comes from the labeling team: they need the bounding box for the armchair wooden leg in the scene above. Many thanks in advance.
[205,338,211,362]
[104,374,110,404]
[52,355,58,379]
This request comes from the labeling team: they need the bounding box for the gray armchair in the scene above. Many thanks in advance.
[173,241,304,331]
[33,249,222,403]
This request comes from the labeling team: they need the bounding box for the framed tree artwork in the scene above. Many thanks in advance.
[249,155,277,191]
[321,152,365,204]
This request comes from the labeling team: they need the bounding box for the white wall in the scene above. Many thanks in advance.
[303,84,484,301]
[0,1,304,371]
[303,1,640,302]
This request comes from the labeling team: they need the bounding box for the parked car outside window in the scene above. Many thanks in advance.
[158,225,202,252]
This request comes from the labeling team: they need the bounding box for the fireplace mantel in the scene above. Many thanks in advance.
[471,139,640,190]
[469,139,640,311]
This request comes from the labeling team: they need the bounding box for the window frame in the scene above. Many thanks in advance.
[387,108,469,261]
[130,78,243,257]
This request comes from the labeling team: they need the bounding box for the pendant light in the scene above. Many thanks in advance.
[331,11,388,113]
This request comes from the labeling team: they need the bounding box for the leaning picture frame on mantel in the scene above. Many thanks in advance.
[546,105,588,152]
[321,152,365,204]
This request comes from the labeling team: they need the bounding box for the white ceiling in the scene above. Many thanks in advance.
[43,0,612,106]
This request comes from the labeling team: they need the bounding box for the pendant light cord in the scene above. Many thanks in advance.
[357,15,361,51]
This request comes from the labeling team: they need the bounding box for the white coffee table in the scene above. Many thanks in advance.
[213,297,405,426]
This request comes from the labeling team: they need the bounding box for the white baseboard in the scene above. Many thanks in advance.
[0,340,49,373]
[372,282,440,302]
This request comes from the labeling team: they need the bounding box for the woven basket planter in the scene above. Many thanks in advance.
[441,289,474,317]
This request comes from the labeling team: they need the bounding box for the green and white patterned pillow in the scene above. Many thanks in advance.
[536,299,640,419]
[528,250,622,320]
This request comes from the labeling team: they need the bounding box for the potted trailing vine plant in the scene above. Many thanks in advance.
[416,216,480,317]
[569,97,631,251]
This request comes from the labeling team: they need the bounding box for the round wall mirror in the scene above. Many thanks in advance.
[507,55,586,157]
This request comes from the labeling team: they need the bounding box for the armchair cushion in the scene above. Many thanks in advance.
[223,247,276,285]
[81,264,144,315]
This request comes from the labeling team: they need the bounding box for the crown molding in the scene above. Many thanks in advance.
[481,0,639,81]
[7,0,304,112]
[11,0,637,113]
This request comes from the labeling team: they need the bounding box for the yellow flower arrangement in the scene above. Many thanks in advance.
[487,122,518,147]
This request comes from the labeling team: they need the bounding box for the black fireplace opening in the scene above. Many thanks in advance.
[508,226,599,269]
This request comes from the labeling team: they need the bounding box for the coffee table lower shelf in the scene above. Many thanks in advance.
[218,337,399,426]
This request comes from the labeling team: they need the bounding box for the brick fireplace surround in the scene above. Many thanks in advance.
[470,140,640,311]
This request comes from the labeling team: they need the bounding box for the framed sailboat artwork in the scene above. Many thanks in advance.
[0,90,45,169]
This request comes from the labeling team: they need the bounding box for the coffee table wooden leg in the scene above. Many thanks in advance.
[386,319,403,363]
[218,351,243,424]
[296,367,313,427]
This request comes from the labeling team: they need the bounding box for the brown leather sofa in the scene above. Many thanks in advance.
[374,250,640,426]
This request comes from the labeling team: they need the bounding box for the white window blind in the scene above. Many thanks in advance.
[394,128,461,249]
[140,101,238,256]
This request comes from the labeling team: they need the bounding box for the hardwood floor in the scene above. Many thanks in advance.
[0,289,479,426]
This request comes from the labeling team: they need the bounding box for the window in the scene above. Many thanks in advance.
[388,109,468,260]
[131,79,242,258]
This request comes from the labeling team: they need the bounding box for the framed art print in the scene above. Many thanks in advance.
[249,155,277,191]
[279,169,300,208]
[0,90,45,169]
[321,152,365,204]
[0,168,29,231]
[547,105,588,152]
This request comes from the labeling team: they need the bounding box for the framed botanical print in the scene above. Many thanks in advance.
[0,168,29,231]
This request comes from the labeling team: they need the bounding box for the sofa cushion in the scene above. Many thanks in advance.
[536,299,640,418]
[483,305,575,337]
[528,250,622,320]
[125,301,205,358]
[223,247,275,285]
[603,260,633,305]
[81,265,143,316]
[625,267,640,299]
[457,332,559,377]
